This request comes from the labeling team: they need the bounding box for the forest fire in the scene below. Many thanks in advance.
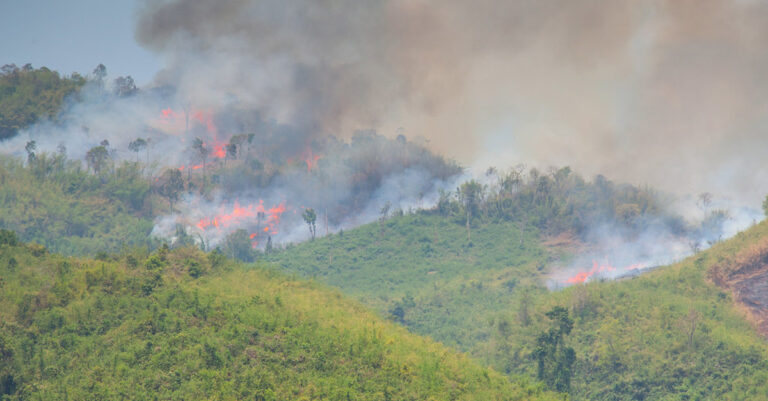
[302,148,322,172]
[212,142,226,159]
[158,108,228,159]
[195,200,287,246]
[177,164,205,171]
[564,260,645,284]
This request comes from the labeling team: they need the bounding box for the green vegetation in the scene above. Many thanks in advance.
[0,64,86,139]
[0,125,462,259]
[0,234,562,400]
[0,155,155,256]
[505,221,768,400]
[269,212,549,349]
[267,170,687,351]
[271,199,768,400]
[437,166,683,239]
[2,68,767,399]
[534,307,575,394]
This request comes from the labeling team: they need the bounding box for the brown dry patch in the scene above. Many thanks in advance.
[542,231,585,253]
[709,238,768,337]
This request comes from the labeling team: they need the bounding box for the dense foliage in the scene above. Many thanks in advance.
[269,212,549,349]
[437,166,686,240]
[508,221,768,400]
[1,68,766,399]
[0,237,562,400]
[0,154,155,256]
[0,64,86,140]
[271,206,768,400]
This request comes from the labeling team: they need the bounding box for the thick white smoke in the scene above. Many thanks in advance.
[135,0,768,207]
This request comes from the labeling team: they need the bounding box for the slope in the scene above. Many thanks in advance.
[0,155,154,256]
[0,230,561,400]
[270,210,768,400]
[268,212,550,350]
[494,220,768,400]
[0,64,86,140]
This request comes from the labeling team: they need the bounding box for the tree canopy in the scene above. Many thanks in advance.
[0,64,86,139]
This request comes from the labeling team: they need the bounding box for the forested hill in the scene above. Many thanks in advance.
[0,64,87,140]
[269,209,768,400]
[0,230,563,400]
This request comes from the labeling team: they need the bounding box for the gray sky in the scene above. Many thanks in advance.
[0,0,159,85]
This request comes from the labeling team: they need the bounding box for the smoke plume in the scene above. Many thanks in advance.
[136,0,768,206]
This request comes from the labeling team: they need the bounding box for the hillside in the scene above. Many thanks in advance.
[270,210,768,400]
[498,220,768,400]
[0,126,461,258]
[0,64,86,140]
[0,155,155,256]
[268,212,550,350]
[0,230,562,400]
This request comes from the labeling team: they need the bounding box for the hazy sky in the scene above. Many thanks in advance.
[0,0,158,85]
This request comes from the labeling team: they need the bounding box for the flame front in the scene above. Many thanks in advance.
[157,108,228,160]
[302,148,322,172]
[195,200,287,247]
[565,260,645,284]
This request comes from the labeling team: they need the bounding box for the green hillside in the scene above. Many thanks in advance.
[0,155,155,256]
[268,212,549,350]
[270,210,768,400]
[0,230,562,400]
[267,168,685,350]
[497,220,768,400]
[0,64,86,139]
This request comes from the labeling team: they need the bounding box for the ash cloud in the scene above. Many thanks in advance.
[136,0,768,207]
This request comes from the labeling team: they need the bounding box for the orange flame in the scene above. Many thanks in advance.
[565,260,644,284]
[212,142,226,159]
[302,148,322,172]
[157,108,228,159]
[178,164,206,172]
[195,200,287,239]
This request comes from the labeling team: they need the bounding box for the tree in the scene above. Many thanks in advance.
[763,195,768,218]
[679,308,701,349]
[92,64,107,85]
[697,192,713,217]
[24,140,36,166]
[302,208,317,240]
[534,306,576,393]
[228,134,249,158]
[380,201,391,221]
[144,138,152,165]
[113,76,137,97]
[0,65,86,139]
[0,229,18,246]
[518,288,532,326]
[128,138,147,163]
[700,209,730,245]
[156,168,184,212]
[85,145,110,174]
[192,137,208,188]
[225,142,237,163]
[457,180,484,242]
[223,229,255,262]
